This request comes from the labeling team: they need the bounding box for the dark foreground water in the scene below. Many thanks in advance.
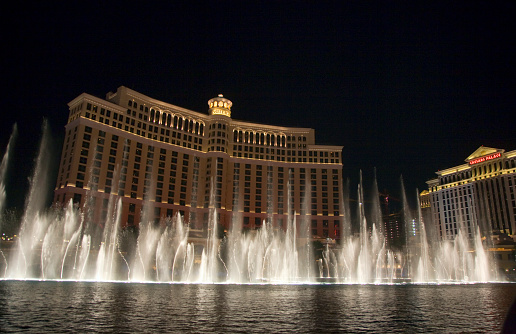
[1,281,515,333]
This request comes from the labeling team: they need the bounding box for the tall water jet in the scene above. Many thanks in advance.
[413,188,433,282]
[38,200,88,280]
[405,179,496,283]
[370,169,392,283]
[0,124,17,276]
[331,178,353,281]
[225,168,245,283]
[299,170,315,281]
[8,120,54,278]
[469,197,496,282]
[278,182,299,281]
[168,213,195,282]
[198,178,224,282]
[95,196,123,281]
[327,171,401,283]
[370,168,384,237]
[356,171,372,282]
[94,157,125,281]
[0,124,17,218]
[400,175,414,279]
[340,178,352,239]
[131,181,162,282]
[155,217,173,282]
[431,204,494,282]
[222,168,315,283]
[153,213,194,282]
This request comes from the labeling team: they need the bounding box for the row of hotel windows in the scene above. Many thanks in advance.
[474,178,516,232]
[431,185,475,238]
[82,103,205,151]
[432,181,516,237]
[56,187,342,236]
[63,126,197,207]
[234,130,289,147]
[128,98,207,137]
[233,130,310,148]
[149,108,205,136]
[230,145,340,163]
[125,104,205,138]
[232,145,338,158]
[63,126,342,216]
[202,158,341,213]
[207,143,341,164]
[80,102,342,165]
[230,164,341,216]
[470,159,516,176]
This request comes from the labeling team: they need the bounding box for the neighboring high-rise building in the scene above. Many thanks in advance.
[378,191,404,248]
[425,146,516,240]
[54,86,344,238]
[419,189,434,238]
[383,211,404,249]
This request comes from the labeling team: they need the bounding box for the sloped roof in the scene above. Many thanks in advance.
[465,146,504,162]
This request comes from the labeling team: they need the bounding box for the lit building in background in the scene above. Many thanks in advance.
[54,86,344,238]
[378,191,404,249]
[425,146,516,240]
[383,212,404,249]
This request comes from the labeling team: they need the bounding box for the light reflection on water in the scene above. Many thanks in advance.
[0,281,515,333]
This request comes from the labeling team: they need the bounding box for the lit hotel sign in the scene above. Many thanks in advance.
[469,152,501,165]
[211,108,231,117]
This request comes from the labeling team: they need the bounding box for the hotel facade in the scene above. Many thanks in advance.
[54,86,344,238]
[424,146,516,240]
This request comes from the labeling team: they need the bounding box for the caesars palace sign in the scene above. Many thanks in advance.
[469,152,502,165]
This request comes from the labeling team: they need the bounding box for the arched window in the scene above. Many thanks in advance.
[245,131,249,143]
[167,114,172,127]
[267,134,271,145]
[173,116,178,128]
[249,132,254,144]
[161,112,167,125]
[261,133,265,145]
[234,130,238,142]
[150,109,155,122]
[184,119,189,132]
[178,117,183,130]
[238,131,243,142]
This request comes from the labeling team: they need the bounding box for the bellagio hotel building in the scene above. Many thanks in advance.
[54,86,344,238]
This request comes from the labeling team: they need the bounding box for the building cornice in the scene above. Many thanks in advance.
[68,93,127,113]
[118,86,210,120]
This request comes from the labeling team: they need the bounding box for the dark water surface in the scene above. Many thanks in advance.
[1,281,515,333]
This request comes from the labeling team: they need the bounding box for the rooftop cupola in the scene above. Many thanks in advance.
[208,94,232,118]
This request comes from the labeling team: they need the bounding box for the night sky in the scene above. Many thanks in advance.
[2,1,515,211]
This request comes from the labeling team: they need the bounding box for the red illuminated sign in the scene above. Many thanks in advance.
[469,152,501,165]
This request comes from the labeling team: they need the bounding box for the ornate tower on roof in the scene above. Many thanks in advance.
[208,94,232,118]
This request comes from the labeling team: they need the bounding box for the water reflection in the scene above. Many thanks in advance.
[0,281,515,333]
